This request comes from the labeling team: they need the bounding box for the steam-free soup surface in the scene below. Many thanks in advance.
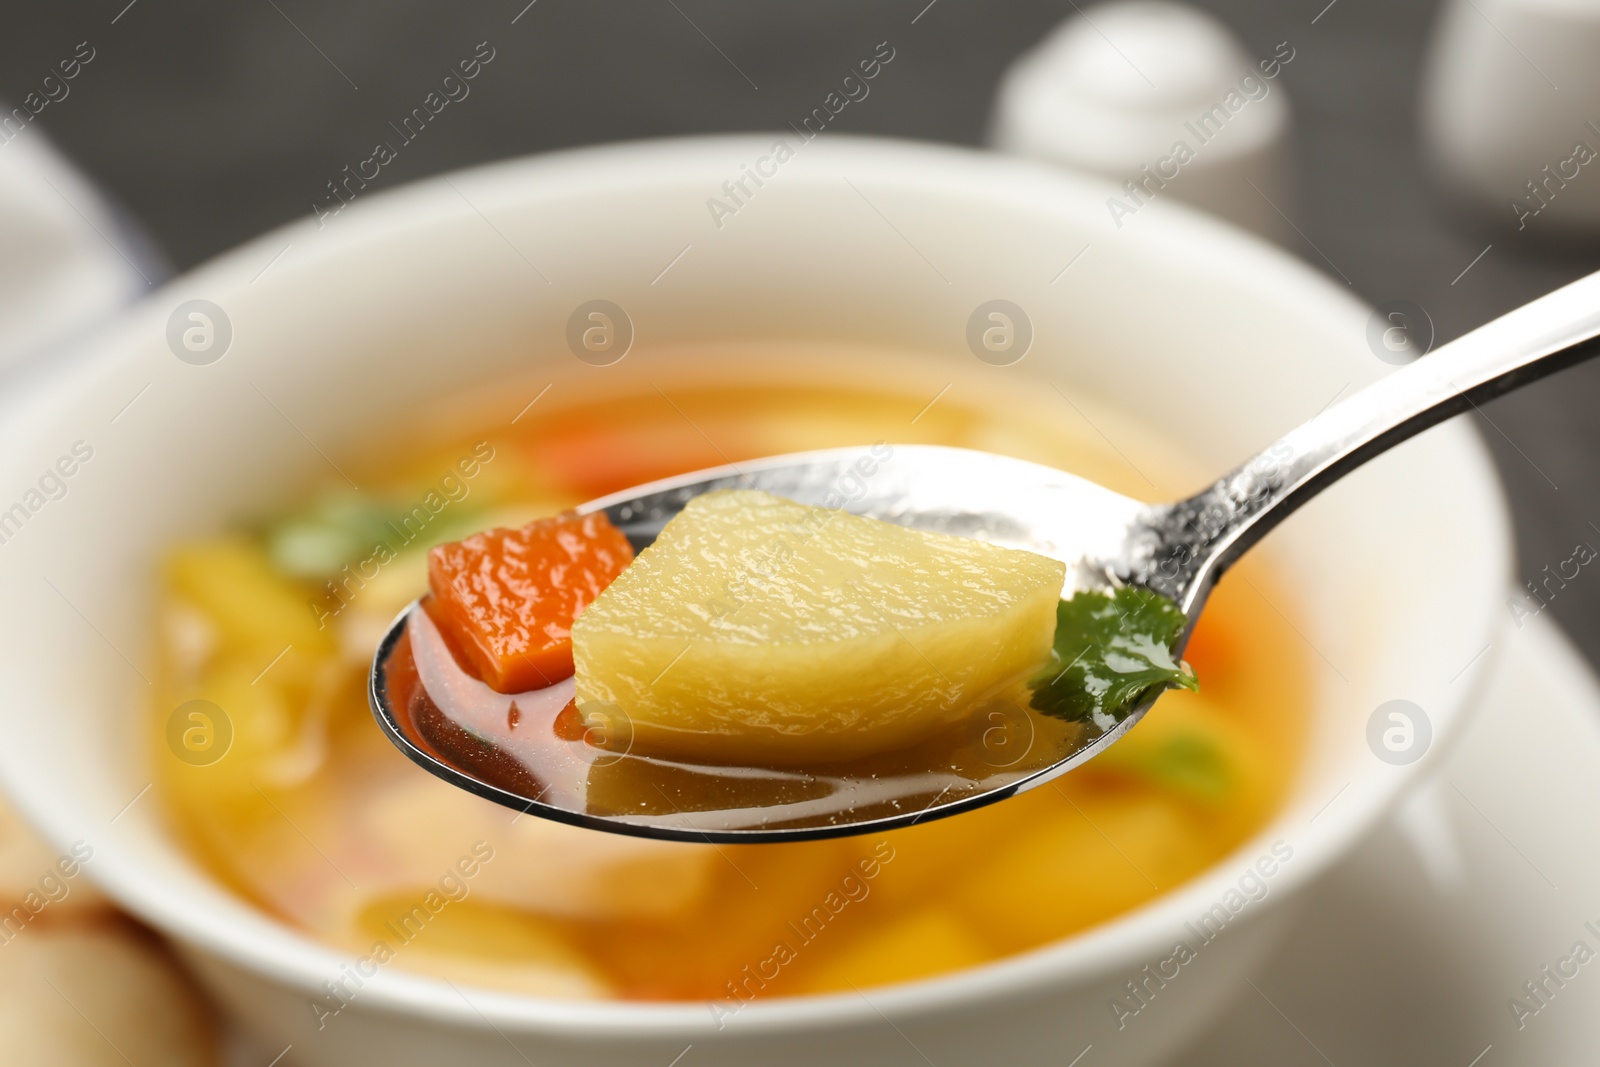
[153,351,1306,1001]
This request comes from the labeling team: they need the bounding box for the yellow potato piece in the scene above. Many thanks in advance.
[353,897,612,1000]
[950,793,1214,952]
[794,908,992,992]
[572,489,1066,764]
[164,538,333,655]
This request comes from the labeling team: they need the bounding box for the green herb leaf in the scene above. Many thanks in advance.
[263,489,489,579]
[265,491,399,578]
[1029,586,1198,726]
[1094,727,1233,806]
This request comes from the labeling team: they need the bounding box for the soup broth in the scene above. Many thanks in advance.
[153,351,1307,1001]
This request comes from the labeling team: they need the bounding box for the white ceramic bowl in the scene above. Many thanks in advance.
[0,136,1510,1067]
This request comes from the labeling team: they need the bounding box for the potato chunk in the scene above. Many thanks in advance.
[571,489,1065,765]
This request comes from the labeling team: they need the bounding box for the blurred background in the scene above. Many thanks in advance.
[4,0,1600,662]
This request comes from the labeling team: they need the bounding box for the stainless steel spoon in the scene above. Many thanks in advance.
[372,269,1600,843]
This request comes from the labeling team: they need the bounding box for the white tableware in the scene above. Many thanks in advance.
[990,1,1295,243]
[1422,0,1600,233]
[0,125,152,374]
[0,135,1510,1066]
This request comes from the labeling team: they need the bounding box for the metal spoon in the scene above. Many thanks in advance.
[372,269,1600,842]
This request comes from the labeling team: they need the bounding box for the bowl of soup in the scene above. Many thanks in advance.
[0,136,1509,1067]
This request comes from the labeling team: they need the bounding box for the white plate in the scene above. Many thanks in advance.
[1176,609,1600,1066]
[219,606,1599,1066]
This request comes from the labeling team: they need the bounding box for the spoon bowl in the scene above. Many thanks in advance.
[371,445,1152,842]
[373,266,1600,843]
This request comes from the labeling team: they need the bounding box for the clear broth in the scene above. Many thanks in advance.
[153,352,1308,1001]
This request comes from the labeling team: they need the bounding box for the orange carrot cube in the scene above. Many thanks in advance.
[425,512,634,692]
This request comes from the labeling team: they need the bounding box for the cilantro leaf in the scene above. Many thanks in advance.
[1028,586,1198,726]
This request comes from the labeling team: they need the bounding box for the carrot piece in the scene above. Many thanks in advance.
[425,512,634,693]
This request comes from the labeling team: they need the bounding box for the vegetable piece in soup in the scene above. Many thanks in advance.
[426,512,634,692]
[571,489,1066,765]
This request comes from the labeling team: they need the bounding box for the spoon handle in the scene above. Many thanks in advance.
[1135,268,1600,606]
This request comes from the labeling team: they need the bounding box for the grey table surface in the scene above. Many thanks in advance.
[5,0,1600,662]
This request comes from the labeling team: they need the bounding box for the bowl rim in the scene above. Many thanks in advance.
[0,132,1513,1038]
